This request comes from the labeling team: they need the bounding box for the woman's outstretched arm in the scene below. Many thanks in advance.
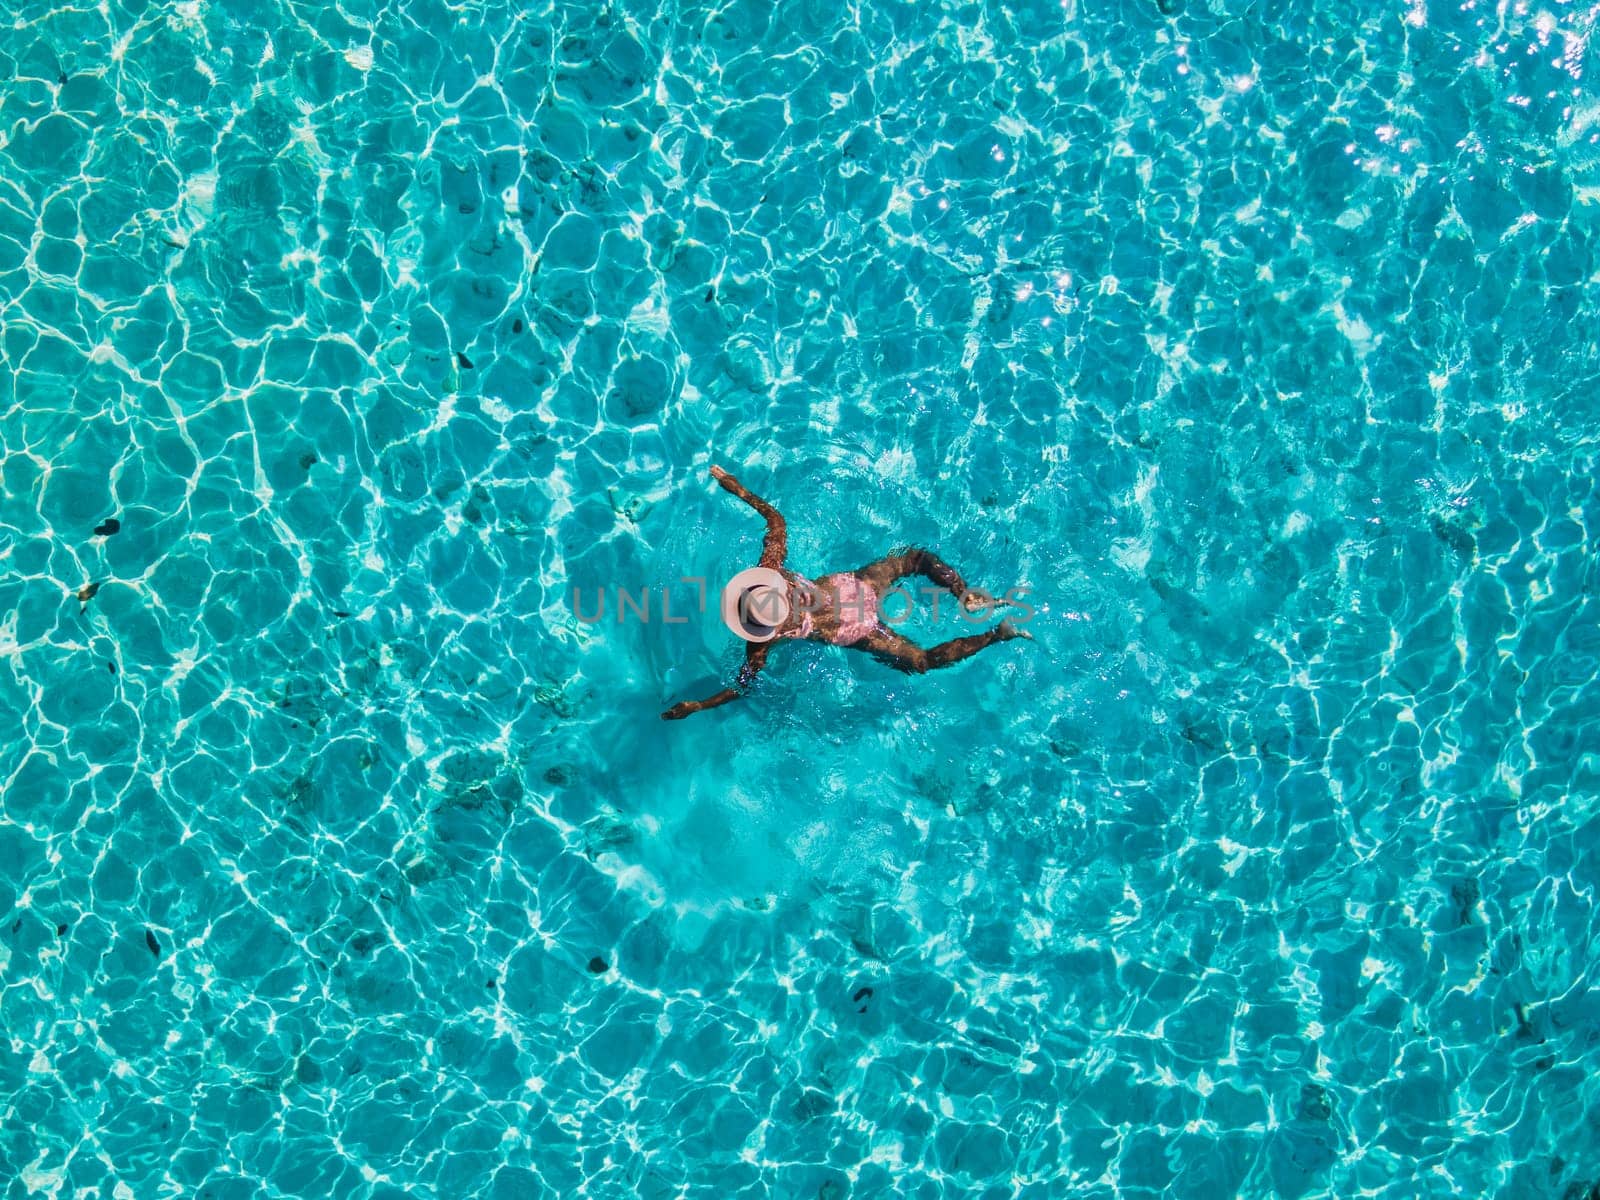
[661,642,772,720]
[709,465,787,568]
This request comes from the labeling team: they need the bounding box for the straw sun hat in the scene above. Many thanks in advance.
[720,567,792,642]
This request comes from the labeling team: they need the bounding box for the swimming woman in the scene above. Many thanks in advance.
[662,465,1031,719]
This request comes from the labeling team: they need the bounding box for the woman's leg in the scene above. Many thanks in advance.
[858,547,1012,614]
[860,622,1027,674]
[857,547,968,602]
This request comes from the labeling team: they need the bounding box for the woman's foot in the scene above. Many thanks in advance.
[962,588,1012,613]
[998,618,1032,641]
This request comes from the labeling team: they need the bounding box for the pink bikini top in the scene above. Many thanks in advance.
[781,573,880,645]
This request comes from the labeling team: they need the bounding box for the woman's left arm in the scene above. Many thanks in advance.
[709,465,787,568]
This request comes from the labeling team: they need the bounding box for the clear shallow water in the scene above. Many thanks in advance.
[2,0,1600,1195]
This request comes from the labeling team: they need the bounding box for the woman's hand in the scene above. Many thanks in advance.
[661,702,695,720]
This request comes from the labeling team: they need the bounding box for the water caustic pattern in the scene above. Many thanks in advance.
[2,0,1600,1194]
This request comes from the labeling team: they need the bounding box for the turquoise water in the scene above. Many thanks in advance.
[3,0,1600,1194]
